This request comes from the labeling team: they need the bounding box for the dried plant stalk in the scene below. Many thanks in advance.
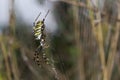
[0,37,12,80]
[93,12,108,80]
[8,0,20,80]
[9,0,15,35]
[107,2,120,79]
[72,3,85,80]
[9,46,20,80]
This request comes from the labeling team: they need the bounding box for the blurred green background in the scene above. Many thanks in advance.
[0,0,120,80]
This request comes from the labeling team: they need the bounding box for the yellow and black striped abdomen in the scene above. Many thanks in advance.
[33,21,43,40]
